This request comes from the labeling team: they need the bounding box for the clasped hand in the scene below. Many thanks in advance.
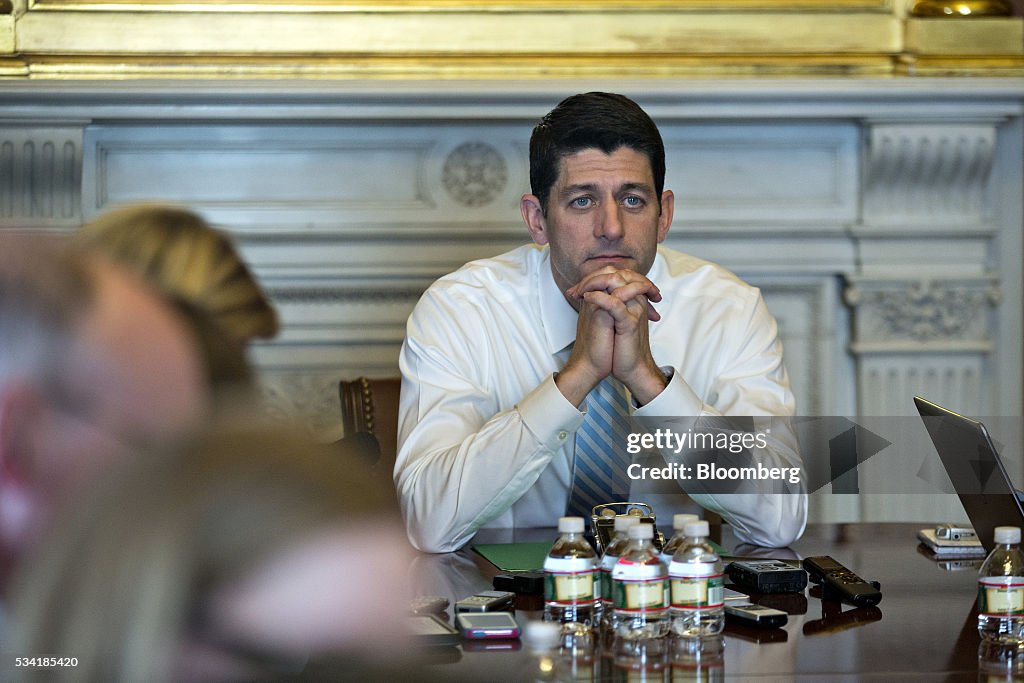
[557,266,667,407]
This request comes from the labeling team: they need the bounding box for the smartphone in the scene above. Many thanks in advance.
[935,523,976,541]
[408,614,461,646]
[725,603,788,629]
[456,612,522,639]
[455,590,515,613]
[409,595,450,615]
[724,587,752,602]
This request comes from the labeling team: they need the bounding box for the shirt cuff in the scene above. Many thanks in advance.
[634,366,704,417]
[518,374,586,451]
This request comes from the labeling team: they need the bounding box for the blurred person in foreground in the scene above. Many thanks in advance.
[8,422,413,683]
[0,235,208,594]
[74,203,279,346]
[75,203,279,392]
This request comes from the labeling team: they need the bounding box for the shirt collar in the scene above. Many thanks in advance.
[538,249,578,356]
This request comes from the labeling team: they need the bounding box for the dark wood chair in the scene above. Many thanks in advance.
[339,376,402,472]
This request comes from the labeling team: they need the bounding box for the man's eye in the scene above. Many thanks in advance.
[571,197,592,208]
[623,196,644,207]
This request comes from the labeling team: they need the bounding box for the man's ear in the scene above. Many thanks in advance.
[657,189,675,244]
[520,194,549,246]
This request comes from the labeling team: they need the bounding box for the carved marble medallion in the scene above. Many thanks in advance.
[442,141,507,207]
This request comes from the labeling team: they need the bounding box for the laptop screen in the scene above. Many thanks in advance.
[914,396,1024,553]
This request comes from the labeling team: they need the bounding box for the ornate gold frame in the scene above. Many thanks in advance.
[4,0,1024,79]
[26,0,893,10]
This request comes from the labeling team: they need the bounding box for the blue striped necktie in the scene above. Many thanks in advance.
[566,376,634,519]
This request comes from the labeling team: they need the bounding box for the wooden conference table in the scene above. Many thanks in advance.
[405,522,997,681]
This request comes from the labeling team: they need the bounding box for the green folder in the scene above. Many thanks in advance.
[472,542,551,571]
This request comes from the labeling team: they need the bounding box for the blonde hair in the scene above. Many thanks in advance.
[8,421,399,683]
[76,204,279,343]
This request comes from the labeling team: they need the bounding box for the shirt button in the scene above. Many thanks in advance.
[557,430,568,440]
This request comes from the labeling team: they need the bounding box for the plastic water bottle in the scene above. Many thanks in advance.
[544,516,599,632]
[601,515,641,626]
[669,520,724,638]
[522,620,562,682]
[523,619,596,681]
[611,523,669,644]
[978,526,1024,645]
[659,513,701,566]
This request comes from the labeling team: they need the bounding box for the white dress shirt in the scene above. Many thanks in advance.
[396,244,807,553]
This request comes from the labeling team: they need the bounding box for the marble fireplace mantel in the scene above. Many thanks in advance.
[2,77,1021,522]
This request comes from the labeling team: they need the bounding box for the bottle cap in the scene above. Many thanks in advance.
[994,526,1021,544]
[558,516,585,533]
[683,520,710,537]
[522,620,561,653]
[673,513,700,530]
[614,515,642,532]
[628,523,654,540]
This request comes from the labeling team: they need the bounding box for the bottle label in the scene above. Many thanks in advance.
[670,574,725,609]
[979,576,1024,616]
[545,556,597,604]
[600,553,620,604]
[613,577,668,611]
[611,559,667,612]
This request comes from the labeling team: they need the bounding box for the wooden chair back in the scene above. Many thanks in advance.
[339,376,402,472]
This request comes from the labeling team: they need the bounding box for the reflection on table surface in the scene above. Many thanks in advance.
[407,523,990,680]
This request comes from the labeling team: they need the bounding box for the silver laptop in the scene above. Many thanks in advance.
[914,396,1024,553]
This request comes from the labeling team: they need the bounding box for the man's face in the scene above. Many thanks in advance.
[522,146,674,299]
[33,265,208,501]
[0,260,208,565]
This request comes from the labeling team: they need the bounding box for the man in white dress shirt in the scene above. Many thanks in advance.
[396,92,806,553]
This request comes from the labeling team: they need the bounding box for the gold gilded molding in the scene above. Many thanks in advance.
[910,0,1011,16]
[14,12,903,55]
[6,1,1021,79]
[0,8,11,55]
[10,52,900,79]
[0,56,26,75]
[27,0,894,11]
[905,17,1023,55]
[898,53,1024,75]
